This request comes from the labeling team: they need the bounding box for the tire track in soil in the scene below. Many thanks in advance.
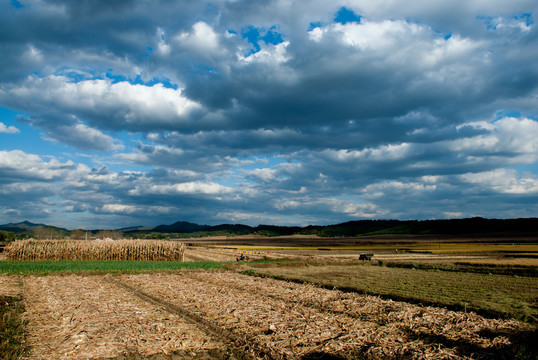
[104,276,256,360]
[116,273,455,359]
[113,272,528,359]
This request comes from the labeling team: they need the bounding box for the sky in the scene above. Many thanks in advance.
[1,0,537,230]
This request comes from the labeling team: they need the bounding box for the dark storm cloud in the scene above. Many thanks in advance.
[3,1,537,134]
[0,0,537,227]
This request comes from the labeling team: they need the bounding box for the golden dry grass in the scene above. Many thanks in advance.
[457,257,538,266]
[422,243,538,253]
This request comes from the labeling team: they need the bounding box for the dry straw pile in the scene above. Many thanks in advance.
[4,239,185,261]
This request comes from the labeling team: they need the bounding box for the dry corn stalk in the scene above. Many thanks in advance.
[4,239,185,261]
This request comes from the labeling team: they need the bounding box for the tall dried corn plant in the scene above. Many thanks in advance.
[4,240,185,261]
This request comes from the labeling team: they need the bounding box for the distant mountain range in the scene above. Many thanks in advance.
[0,220,55,233]
[1,217,538,237]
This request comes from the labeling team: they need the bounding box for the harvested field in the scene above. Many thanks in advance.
[456,258,538,267]
[252,263,538,322]
[183,246,275,262]
[116,271,527,359]
[22,275,226,359]
[6,271,533,359]
[0,274,21,297]
[231,247,538,268]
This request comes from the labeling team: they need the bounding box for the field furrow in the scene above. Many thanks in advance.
[117,271,525,359]
[21,275,225,359]
[187,271,523,345]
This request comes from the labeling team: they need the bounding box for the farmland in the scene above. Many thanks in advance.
[0,236,537,359]
[0,272,533,360]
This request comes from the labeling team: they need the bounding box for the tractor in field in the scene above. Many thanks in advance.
[359,253,373,261]
[236,252,249,262]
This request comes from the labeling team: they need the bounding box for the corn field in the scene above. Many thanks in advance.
[4,239,185,261]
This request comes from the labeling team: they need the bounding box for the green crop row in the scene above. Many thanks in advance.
[0,260,228,275]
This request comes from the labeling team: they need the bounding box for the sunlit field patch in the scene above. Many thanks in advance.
[251,263,538,323]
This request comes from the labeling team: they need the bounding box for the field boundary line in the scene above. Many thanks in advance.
[243,270,531,323]
[103,275,255,360]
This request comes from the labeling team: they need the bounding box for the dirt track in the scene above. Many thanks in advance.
[17,271,528,359]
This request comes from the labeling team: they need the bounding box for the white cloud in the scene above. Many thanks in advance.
[215,211,268,223]
[245,168,278,182]
[487,15,533,32]
[0,150,76,180]
[273,196,380,218]
[0,183,51,194]
[443,212,463,218]
[324,198,379,218]
[99,204,173,215]
[0,122,19,133]
[335,20,422,50]
[23,45,43,62]
[459,169,538,194]
[239,41,290,65]
[308,18,481,68]
[129,181,233,196]
[175,22,222,56]
[323,143,411,162]
[2,209,21,216]
[274,199,301,210]
[156,27,171,56]
[363,180,437,195]
[101,204,138,214]
[43,122,123,151]
[450,117,538,164]
[0,76,203,130]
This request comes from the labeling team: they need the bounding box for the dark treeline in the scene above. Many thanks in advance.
[1,217,537,239]
[126,217,538,238]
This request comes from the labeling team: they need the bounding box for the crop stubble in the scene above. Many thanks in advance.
[17,271,530,359]
[116,271,525,359]
[0,274,22,297]
[21,275,224,359]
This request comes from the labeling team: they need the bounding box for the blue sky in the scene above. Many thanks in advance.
[1,0,537,229]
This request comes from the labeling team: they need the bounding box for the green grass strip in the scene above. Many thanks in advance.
[0,260,228,274]
[0,296,28,359]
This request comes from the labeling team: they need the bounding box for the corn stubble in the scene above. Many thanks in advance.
[4,240,185,261]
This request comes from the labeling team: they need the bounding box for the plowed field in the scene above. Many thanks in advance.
[16,271,529,359]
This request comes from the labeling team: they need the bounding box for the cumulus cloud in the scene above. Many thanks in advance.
[0,0,537,228]
[0,150,76,182]
[101,204,139,214]
[175,21,222,55]
[0,122,19,133]
[129,181,233,196]
[43,122,124,151]
[459,169,538,194]
[0,76,204,132]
